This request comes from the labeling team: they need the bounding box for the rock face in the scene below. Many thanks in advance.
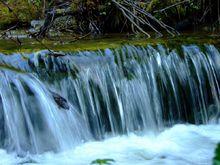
[51,91,70,110]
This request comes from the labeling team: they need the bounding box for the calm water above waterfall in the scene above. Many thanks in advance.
[0,44,220,164]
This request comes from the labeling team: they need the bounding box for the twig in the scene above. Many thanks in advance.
[112,0,151,37]
[199,5,212,23]
[154,0,190,13]
[69,32,91,43]
[122,0,179,36]
[0,23,18,38]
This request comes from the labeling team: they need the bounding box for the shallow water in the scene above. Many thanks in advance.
[1,124,219,165]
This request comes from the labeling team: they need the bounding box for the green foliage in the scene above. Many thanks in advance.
[147,0,160,11]
[90,159,115,165]
[70,0,80,12]
[189,1,200,10]
[29,0,42,7]
[147,0,190,22]
[0,0,219,32]
[0,0,43,29]
[214,144,220,165]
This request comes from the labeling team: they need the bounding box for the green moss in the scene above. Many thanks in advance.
[0,0,42,29]
[0,33,219,54]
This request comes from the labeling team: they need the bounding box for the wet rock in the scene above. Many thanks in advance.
[31,20,44,29]
[51,91,69,110]
[29,20,45,33]
[48,51,66,57]
[159,155,166,159]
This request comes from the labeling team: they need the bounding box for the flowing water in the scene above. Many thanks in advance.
[0,44,220,164]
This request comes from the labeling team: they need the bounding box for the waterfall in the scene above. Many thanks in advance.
[0,44,219,156]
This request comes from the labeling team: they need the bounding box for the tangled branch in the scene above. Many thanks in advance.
[112,0,179,37]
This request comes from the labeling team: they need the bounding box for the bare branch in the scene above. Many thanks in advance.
[112,0,151,37]
[154,0,190,13]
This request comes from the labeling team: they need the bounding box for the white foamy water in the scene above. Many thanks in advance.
[1,124,219,165]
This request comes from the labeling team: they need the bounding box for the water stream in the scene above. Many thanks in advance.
[0,44,219,164]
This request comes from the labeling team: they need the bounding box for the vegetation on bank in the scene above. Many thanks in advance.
[0,0,219,53]
[214,144,220,165]
[0,0,219,38]
[0,0,42,29]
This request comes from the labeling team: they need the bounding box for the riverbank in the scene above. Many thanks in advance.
[0,32,220,54]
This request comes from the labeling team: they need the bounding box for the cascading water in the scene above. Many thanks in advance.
[0,70,91,155]
[0,44,219,164]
